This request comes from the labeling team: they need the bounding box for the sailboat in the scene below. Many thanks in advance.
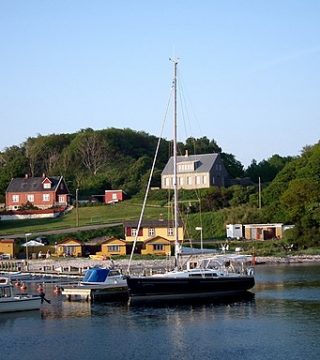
[126,59,255,302]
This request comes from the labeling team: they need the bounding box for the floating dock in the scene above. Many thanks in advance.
[62,284,128,301]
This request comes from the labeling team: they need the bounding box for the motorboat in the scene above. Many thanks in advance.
[0,271,31,281]
[62,267,128,301]
[0,277,42,313]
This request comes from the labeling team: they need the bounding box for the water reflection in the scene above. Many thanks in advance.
[41,300,92,319]
[2,265,320,360]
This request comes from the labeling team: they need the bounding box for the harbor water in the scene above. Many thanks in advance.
[1,263,320,360]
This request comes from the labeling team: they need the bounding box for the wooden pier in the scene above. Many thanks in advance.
[62,284,128,301]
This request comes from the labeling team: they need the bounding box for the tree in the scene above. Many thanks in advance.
[245,154,293,183]
[181,136,221,155]
[221,153,244,178]
[73,130,110,176]
[0,146,29,200]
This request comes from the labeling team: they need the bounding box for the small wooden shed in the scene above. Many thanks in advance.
[141,236,172,256]
[95,237,127,257]
[0,239,17,259]
[56,239,82,257]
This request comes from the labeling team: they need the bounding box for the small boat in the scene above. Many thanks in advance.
[0,271,31,281]
[126,60,255,303]
[0,277,42,313]
[62,268,128,301]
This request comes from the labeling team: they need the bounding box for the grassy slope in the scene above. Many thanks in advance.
[0,200,166,236]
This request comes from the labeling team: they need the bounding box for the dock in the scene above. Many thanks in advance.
[62,283,128,301]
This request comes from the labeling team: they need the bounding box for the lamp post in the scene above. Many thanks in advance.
[195,227,203,252]
[76,188,79,227]
[25,233,32,260]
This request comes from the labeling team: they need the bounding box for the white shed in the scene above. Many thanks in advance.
[226,224,243,239]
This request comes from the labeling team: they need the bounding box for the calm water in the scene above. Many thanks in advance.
[1,264,320,360]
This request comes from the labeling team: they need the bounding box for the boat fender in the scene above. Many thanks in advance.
[247,268,254,276]
[54,285,62,294]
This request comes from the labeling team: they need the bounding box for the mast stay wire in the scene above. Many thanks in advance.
[127,85,174,274]
[176,68,204,248]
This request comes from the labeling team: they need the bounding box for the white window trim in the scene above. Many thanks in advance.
[131,228,137,237]
[12,194,19,203]
[43,194,50,202]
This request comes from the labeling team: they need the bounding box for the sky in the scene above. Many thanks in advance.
[1,0,320,167]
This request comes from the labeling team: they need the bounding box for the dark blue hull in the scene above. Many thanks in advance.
[127,275,255,302]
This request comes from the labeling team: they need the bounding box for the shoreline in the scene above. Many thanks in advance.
[1,255,320,277]
[255,255,320,264]
[19,254,320,275]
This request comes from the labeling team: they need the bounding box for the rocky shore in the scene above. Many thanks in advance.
[255,255,320,264]
[22,254,320,275]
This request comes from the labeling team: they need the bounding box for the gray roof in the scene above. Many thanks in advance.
[6,176,64,193]
[161,153,220,175]
[124,219,182,228]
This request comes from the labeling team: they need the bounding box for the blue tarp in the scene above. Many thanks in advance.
[82,268,110,283]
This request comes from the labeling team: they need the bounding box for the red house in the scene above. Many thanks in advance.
[104,190,125,204]
[5,175,70,210]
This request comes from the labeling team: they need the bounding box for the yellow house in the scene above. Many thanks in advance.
[124,219,184,243]
[141,236,172,256]
[95,237,127,257]
[0,239,17,259]
[56,238,82,257]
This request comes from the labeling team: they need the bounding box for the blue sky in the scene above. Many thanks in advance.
[1,1,319,167]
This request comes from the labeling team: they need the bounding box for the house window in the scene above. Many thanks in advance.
[27,194,34,202]
[12,194,19,203]
[58,195,65,203]
[187,176,192,185]
[177,162,195,172]
[43,194,50,202]
[112,193,118,200]
[108,245,120,252]
[148,228,155,237]
[64,246,74,256]
[196,176,201,185]
[153,244,164,251]
[202,176,206,184]
[131,228,137,237]
[167,228,174,236]
[43,183,51,189]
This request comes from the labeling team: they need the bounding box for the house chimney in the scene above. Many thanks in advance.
[185,150,188,157]
[42,173,46,178]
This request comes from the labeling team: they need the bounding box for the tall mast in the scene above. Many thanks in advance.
[171,58,180,269]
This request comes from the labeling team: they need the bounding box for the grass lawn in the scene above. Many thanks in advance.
[0,200,168,236]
